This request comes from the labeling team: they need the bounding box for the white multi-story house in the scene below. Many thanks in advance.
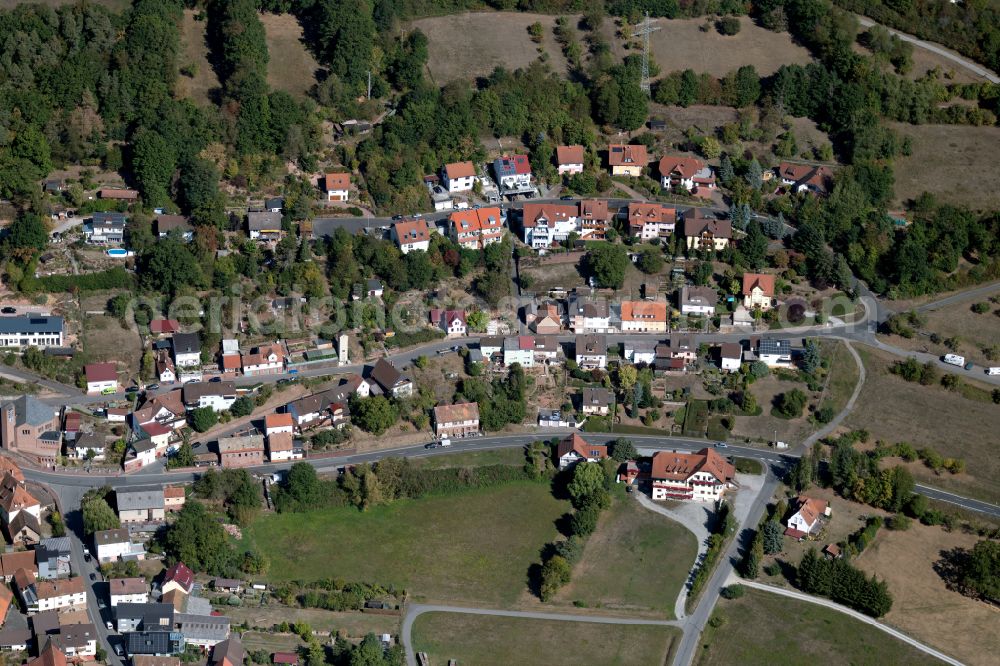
[33,577,86,612]
[682,210,732,251]
[580,387,612,416]
[493,154,532,193]
[658,155,716,193]
[719,343,743,372]
[266,432,302,462]
[181,382,237,413]
[743,273,776,311]
[241,343,285,376]
[650,448,735,502]
[607,144,648,177]
[620,301,668,334]
[785,496,831,538]
[503,336,535,368]
[110,577,149,607]
[0,316,64,350]
[323,172,350,201]
[556,434,608,470]
[625,202,676,240]
[56,623,98,659]
[568,297,611,333]
[575,334,607,369]
[449,207,504,249]
[521,203,578,249]
[758,339,792,368]
[391,219,431,254]
[679,286,718,316]
[84,362,118,394]
[430,309,467,338]
[623,341,656,365]
[442,162,476,193]
[171,333,201,367]
[116,487,166,524]
[85,212,127,245]
[433,402,480,439]
[555,145,585,175]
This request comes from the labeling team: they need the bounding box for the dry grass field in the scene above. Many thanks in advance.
[639,16,813,77]
[0,0,130,9]
[412,612,680,666]
[856,522,998,666]
[878,298,1000,366]
[891,122,1000,209]
[177,9,220,106]
[844,346,1000,503]
[226,606,398,639]
[410,12,570,84]
[261,13,320,98]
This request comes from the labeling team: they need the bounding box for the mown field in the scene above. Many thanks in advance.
[412,612,680,666]
[697,588,946,666]
[261,12,319,98]
[248,482,567,606]
[177,9,220,106]
[553,496,697,618]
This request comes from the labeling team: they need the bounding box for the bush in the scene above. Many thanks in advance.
[971,302,990,314]
[720,584,745,599]
[886,514,911,531]
[716,16,741,35]
[775,389,808,418]
[763,562,781,576]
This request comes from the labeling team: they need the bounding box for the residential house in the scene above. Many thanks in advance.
[785,496,831,539]
[758,338,792,368]
[578,199,614,240]
[247,210,283,241]
[777,162,833,196]
[620,301,668,333]
[527,302,563,335]
[53,623,98,659]
[98,188,139,200]
[242,343,285,376]
[433,402,480,439]
[623,340,657,365]
[580,387,613,416]
[607,144,648,177]
[0,626,30,651]
[181,382,237,413]
[532,335,561,364]
[575,334,608,369]
[7,512,41,546]
[218,435,265,468]
[502,336,535,368]
[449,207,504,249]
[537,410,577,428]
[492,154,532,193]
[105,407,128,422]
[369,358,413,398]
[679,286,718,316]
[520,202,578,249]
[155,215,193,241]
[212,579,243,594]
[67,432,106,461]
[391,219,431,254]
[126,631,184,657]
[429,309,467,338]
[568,296,611,333]
[176,613,231,648]
[625,202,676,240]
[116,487,166,524]
[211,636,245,666]
[36,537,72,579]
[94,528,145,564]
[0,550,36,582]
[658,156,715,194]
[742,273,776,311]
[555,145,585,175]
[323,173,350,201]
[62,411,82,444]
[85,212,127,245]
[156,352,177,384]
[162,563,194,596]
[719,343,742,372]
[264,197,284,213]
[265,413,295,437]
[172,333,201,367]
[150,319,181,336]
[442,162,476,193]
[0,395,61,465]
[26,643,66,666]
[164,486,186,512]
[283,390,341,429]
[33,577,86,613]
[266,432,302,462]
[0,315,64,350]
[478,336,503,360]
[0,473,41,524]
[116,602,174,633]
[110,578,149,607]
[555,434,608,470]
[84,363,118,394]
[650,448,735,501]
[682,209,732,251]
[123,439,157,472]
[131,391,187,431]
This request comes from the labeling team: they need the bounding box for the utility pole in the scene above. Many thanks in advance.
[632,12,661,97]
[367,71,372,100]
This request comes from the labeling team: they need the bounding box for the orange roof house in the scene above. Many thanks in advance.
[555,433,608,470]
[324,173,350,192]
[650,448,735,501]
[620,301,668,332]
[785,496,831,539]
[742,273,777,310]
[444,161,476,180]
[607,144,649,174]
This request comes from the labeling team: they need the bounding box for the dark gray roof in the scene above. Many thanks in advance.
[0,626,31,646]
[93,212,127,227]
[581,387,613,407]
[182,381,236,403]
[247,210,282,231]
[126,630,182,655]
[172,333,201,355]
[39,536,72,556]
[176,613,230,641]
[0,315,63,335]
[95,528,131,545]
[30,610,60,636]
[369,358,408,391]
[211,636,244,666]
[264,197,284,209]
[116,602,174,628]
[116,486,165,511]
[759,339,791,355]
[3,395,55,427]
[576,334,607,355]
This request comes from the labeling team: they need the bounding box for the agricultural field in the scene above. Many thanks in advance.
[261,13,320,98]
[638,16,813,77]
[552,496,697,618]
[177,9,221,106]
[697,588,946,666]
[410,12,570,84]
[247,482,568,606]
[844,346,1000,503]
[412,612,680,666]
[891,122,1000,209]
[857,521,997,666]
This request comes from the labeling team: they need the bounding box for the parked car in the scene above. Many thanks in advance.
[89,573,96,581]
[210,377,222,382]
[0,307,16,314]
[147,383,159,390]
[101,387,116,395]
[714,442,728,448]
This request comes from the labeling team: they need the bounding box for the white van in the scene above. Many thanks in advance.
[440,437,452,447]
[943,354,965,367]
[987,367,1000,376]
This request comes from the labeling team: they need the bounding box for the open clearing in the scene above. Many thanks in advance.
[261,13,319,98]
[879,298,1000,367]
[410,12,570,84]
[226,606,398,640]
[844,346,1000,503]
[248,483,567,607]
[177,9,220,106]
[412,612,679,666]
[856,521,997,666]
[698,588,945,666]
[640,16,812,77]
[553,496,697,618]
[891,122,1000,209]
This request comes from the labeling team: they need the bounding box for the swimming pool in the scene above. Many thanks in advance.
[106,248,130,257]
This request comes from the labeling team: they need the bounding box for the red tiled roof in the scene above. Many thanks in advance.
[393,219,430,244]
[555,433,608,461]
[650,448,734,484]
[658,155,706,179]
[792,496,828,527]
[627,202,676,228]
[556,145,585,165]
[324,173,350,191]
[433,402,480,424]
[265,413,294,429]
[742,273,776,298]
[607,144,648,167]
[521,203,577,228]
[444,161,476,179]
[164,562,194,592]
[150,319,181,334]
[85,362,117,383]
[222,354,242,370]
[621,301,667,322]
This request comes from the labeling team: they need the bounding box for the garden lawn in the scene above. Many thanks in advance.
[248,482,567,606]
[412,612,680,666]
[553,497,697,618]
[697,588,946,666]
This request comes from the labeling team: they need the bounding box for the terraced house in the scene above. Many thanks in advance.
[620,301,668,334]
[0,315,64,350]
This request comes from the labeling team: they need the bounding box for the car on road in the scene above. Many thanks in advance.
[714,442,728,448]
[210,377,222,382]
[0,307,15,314]
[125,386,139,394]
[964,361,974,371]
[391,215,403,221]
[560,195,574,200]
[424,442,440,449]
[98,599,106,609]
[89,573,96,581]
[147,383,159,390]
[106,621,114,631]
[100,387,116,395]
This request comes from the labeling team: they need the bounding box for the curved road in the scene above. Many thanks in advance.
[734,579,964,666]
[856,16,1000,84]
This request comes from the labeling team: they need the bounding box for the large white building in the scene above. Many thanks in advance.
[650,448,735,502]
[520,203,579,249]
[442,161,477,193]
[109,577,149,607]
[0,316,64,350]
[33,577,86,613]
